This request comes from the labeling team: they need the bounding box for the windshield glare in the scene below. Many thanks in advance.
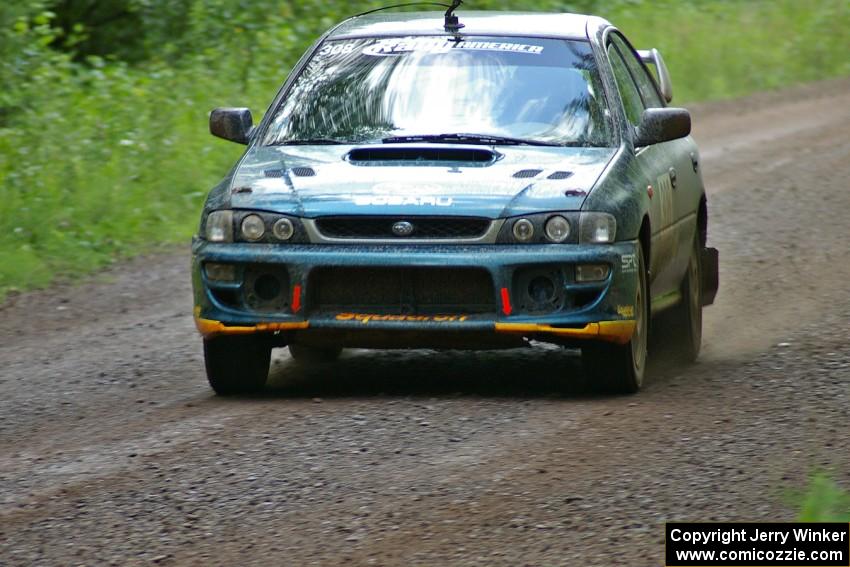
[263,36,613,147]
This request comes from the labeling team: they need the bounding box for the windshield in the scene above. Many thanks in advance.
[263,36,614,147]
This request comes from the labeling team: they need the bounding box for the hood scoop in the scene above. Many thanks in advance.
[347,146,497,166]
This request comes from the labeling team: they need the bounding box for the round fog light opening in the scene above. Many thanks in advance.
[241,214,266,241]
[273,218,294,241]
[512,218,535,242]
[528,276,556,304]
[254,274,282,301]
[544,215,571,242]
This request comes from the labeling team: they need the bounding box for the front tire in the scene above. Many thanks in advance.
[203,335,271,396]
[582,241,649,394]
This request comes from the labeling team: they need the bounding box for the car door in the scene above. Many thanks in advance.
[607,33,696,298]
[615,35,702,288]
[606,37,676,297]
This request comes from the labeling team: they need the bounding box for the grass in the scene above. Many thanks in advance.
[1,0,849,300]
[611,0,850,102]
[796,474,850,522]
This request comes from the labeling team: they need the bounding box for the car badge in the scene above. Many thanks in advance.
[392,221,415,237]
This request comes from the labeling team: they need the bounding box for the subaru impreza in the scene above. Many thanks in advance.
[192,5,719,395]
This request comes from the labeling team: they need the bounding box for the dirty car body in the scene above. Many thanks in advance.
[192,10,719,395]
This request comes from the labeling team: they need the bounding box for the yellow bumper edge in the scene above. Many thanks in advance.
[194,309,309,339]
[194,307,633,345]
[494,320,636,345]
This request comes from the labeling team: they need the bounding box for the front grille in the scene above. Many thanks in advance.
[309,267,495,315]
[315,216,490,240]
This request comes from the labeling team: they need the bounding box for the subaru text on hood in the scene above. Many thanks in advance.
[192,5,719,395]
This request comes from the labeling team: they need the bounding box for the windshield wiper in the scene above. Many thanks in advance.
[271,138,348,146]
[381,133,564,147]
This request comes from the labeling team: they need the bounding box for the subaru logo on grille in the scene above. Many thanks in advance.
[392,221,414,237]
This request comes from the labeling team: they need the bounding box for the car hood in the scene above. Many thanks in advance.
[227,144,616,219]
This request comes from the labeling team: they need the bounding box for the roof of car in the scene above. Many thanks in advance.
[329,10,611,41]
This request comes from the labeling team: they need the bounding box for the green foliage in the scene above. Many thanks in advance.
[1,0,849,298]
[607,0,850,102]
[797,474,850,522]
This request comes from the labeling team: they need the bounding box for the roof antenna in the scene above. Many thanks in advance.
[444,0,464,31]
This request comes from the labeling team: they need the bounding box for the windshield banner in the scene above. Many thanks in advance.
[361,37,545,57]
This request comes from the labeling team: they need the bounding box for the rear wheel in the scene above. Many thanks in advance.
[288,343,342,363]
[203,335,271,396]
[665,234,703,362]
[582,241,649,394]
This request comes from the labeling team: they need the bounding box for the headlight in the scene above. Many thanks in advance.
[205,210,233,242]
[579,213,616,244]
[544,215,571,243]
[241,214,266,241]
[512,218,535,242]
[497,212,612,244]
[272,218,294,241]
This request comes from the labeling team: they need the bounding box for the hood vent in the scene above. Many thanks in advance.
[513,169,543,179]
[291,167,316,177]
[547,171,573,180]
[347,147,496,165]
[264,167,316,178]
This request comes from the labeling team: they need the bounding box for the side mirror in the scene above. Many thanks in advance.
[209,107,254,144]
[634,108,691,147]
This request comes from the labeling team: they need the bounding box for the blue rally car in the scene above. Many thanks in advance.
[192,4,719,395]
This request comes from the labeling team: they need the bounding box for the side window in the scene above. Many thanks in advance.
[611,34,663,108]
[607,44,643,126]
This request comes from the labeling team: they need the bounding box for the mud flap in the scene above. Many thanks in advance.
[701,247,719,306]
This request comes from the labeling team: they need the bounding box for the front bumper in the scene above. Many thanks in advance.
[191,239,640,346]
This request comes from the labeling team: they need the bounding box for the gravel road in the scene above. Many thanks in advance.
[1,78,849,566]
